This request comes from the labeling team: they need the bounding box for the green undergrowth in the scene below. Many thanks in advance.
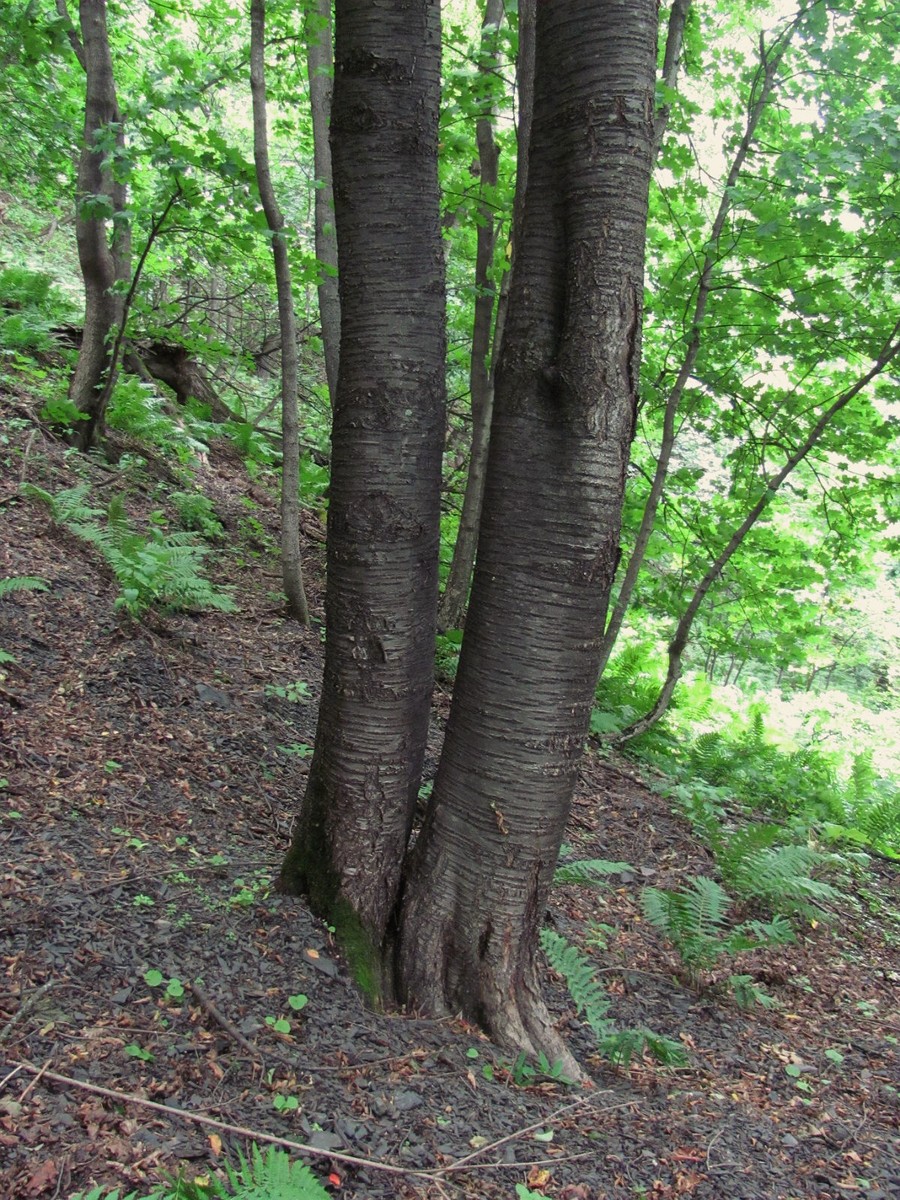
[70,1144,330,1200]
[22,482,235,618]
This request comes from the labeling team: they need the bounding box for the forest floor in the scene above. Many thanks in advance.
[0,415,898,1200]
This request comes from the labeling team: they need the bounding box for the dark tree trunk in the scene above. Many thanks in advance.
[306,0,340,405]
[68,0,131,451]
[250,0,310,624]
[278,0,445,988]
[396,0,657,1071]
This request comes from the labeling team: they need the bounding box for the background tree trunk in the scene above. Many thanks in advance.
[68,0,131,451]
[396,0,657,1070]
[278,0,445,989]
[250,0,310,624]
[438,0,505,631]
[306,0,340,406]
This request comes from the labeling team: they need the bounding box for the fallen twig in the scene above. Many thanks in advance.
[433,1091,635,1176]
[187,980,262,1062]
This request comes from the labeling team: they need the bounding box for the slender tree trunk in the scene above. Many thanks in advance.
[396,0,657,1072]
[278,0,444,988]
[250,0,310,624]
[305,0,340,405]
[438,0,506,631]
[653,0,692,157]
[66,0,131,451]
[613,321,900,743]
[595,17,798,679]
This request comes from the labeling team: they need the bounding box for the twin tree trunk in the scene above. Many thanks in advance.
[281,0,657,1067]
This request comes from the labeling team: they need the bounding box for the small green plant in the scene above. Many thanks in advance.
[132,894,155,908]
[265,1014,292,1035]
[124,1042,154,1062]
[641,875,795,987]
[265,680,311,703]
[144,969,185,1001]
[272,1091,300,1112]
[498,1050,573,1087]
[277,742,314,759]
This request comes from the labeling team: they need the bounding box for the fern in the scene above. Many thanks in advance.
[1,574,48,664]
[720,835,842,919]
[821,762,900,859]
[71,1147,330,1200]
[600,1027,688,1068]
[539,929,684,1067]
[21,481,103,527]
[23,484,235,618]
[641,876,795,982]
[540,928,612,1037]
[553,858,633,886]
[0,575,48,598]
[186,1145,329,1200]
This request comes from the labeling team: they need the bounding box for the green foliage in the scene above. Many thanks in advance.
[539,929,686,1067]
[540,929,612,1036]
[0,266,74,352]
[818,753,900,860]
[22,484,235,618]
[672,784,843,919]
[641,876,795,987]
[0,575,48,599]
[225,420,277,465]
[69,1146,330,1200]
[170,491,224,540]
[230,1120,317,1172]
[553,858,633,886]
[107,376,214,463]
[435,627,462,681]
[298,456,329,509]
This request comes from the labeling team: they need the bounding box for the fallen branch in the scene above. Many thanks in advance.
[8,1059,435,1180]
[8,1057,636,1182]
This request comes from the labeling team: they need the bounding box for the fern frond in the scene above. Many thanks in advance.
[220,1145,330,1200]
[0,575,47,598]
[540,928,611,1037]
[601,1028,688,1067]
[553,858,632,886]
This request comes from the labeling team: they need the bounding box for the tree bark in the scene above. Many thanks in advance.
[438,0,506,631]
[278,0,445,986]
[250,0,310,624]
[306,0,340,406]
[396,0,657,1071]
[68,0,131,451]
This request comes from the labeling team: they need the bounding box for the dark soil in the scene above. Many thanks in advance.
[1,419,898,1200]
